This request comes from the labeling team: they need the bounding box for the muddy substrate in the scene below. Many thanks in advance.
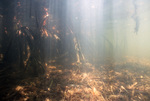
[1,57,150,101]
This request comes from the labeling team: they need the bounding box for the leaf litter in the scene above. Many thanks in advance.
[3,56,150,101]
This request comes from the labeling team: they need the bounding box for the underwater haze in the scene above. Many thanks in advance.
[0,0,150,100]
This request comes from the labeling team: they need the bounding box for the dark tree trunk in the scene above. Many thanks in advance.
[2,0,19,66]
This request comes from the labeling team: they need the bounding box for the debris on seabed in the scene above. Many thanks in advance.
[2,56,150,101]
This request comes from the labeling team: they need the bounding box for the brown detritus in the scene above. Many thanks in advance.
[1,57,150,100]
